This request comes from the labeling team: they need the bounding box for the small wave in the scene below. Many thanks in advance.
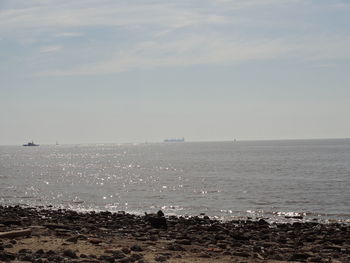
[161,205,184,211]
[17,196,36,199]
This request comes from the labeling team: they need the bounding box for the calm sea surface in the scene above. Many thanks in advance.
[0,140,349,222]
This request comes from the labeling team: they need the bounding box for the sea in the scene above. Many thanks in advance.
[0,139,349,223]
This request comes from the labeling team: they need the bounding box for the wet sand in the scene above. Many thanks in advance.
[0,206,349,262]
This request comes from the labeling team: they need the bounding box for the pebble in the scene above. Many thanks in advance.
[0,205,349,263]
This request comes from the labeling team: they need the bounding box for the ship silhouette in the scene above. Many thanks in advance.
[23,141,39,146]
[164,137,185,142]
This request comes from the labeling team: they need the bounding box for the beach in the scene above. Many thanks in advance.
[0,206,349,263]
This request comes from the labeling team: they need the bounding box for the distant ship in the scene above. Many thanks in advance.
[164,137,185,142]
[23,141,39,146]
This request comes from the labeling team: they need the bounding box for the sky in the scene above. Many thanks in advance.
[1,0,350,145]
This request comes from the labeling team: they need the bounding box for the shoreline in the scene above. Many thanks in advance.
[0,206,349,262]
[3,203,350,225]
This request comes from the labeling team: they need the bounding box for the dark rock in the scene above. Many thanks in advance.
[46,250,56,255]
[112,250,126,259]
[308,256,322,262]
[3,244,13,248]
[145,211,167,229]
[89,238,102,244]
[233,252,250,257]
[199,253,211,258]
[122,247,131,254]
[175,239,191,245]
[154,255,168,262]
[118,256,136,263]
[167,244,186,251]
[1,219,21,226]
[0,252,16,261]
[157,210,164,217]
[77,234,88,240]
[66,236,78,242]
[18,248,32,254]
[131,253,143,260]
[290,252,312,261]
[99,255,115,262]
[19,254,33,261]
[36,249,45,254]
[149,235,158,241]
[258,219,269,225]
[130,244,143,251]
[63,249,78,258]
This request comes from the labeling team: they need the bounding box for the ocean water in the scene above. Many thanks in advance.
[0,139,349,222]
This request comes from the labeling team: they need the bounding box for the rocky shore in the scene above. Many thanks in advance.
[0,206,349,263]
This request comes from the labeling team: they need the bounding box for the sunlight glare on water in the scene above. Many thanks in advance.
[0,140,350,222]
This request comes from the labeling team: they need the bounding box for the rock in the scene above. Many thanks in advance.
[308,256,322,262]
[63,249,78,258]
[122,247,131,254]
[3,243,13,248]
[19,254,33,261]
[112,250,126,259]
[118,256,136,263]
[36,249,45,254]
[157,210,165,217]
[149,235,158,241]
[258,219,269,225]
[207,247,223,253]
[99,255,115,262]
[0,252,16,261]
[0,219,21,226]
[89,238,102,244]
[154,255,168,262]
[131,253,143,260]
[290,252,312,261]
[145,211,167,229]
[19,248,32,254]
[130,244,143,251]
[199,253,211,258]
[175,239,191,245]
[167,244,186,251]
[77,234,88,240]
[66,236,78,242]
[233,252,250,257]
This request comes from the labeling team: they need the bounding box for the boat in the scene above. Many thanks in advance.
[23,141,39,146]
[164,138,185,142]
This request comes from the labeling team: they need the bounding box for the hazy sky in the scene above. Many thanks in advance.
[1,0,350,145]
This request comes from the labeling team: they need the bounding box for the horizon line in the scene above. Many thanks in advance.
[1,137,349,146]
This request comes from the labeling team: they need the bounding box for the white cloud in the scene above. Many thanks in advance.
[54,32,84,38]
[0,0,301,32]
[39,45,62,53]
[39,37,290,76]
[1,0,349,76]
